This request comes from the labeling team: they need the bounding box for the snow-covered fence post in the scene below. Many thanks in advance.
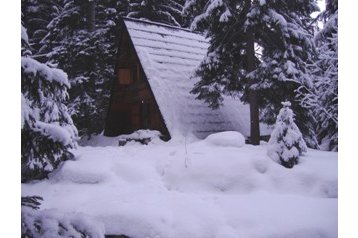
[267,101,307,168]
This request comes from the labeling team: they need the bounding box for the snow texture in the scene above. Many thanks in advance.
[35,122,75,146]
[191,0,225,30]
[21,93,32,129]
[21,57,70,87]
[204,131,245,147]
[22,135,337,237]
[117,129,162,140]
[123,17,270,138]
[21,24,29,43]
[298,10,338,151]
[22,207,105,238]
[219,9,232,22]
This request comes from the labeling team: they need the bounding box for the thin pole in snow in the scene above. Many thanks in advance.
[184,136,189,168]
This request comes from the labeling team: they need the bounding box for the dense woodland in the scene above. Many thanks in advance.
[21,0,338,236]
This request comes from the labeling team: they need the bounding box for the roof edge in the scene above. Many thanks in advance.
[121,16,205,35]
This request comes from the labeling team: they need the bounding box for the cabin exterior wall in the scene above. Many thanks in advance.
[104,24,170,139]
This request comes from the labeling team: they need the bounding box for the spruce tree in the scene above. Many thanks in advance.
[185,0,319,146]
[21,0,62,54]
[21,26,104,236]
[127,0,185,26]
[182,0,207,27]
[298,0,338,151]
[21,24,78,182]
[38,0,119,137]
[267,101,307,168]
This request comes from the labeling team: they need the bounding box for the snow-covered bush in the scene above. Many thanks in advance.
[205,131,245,148]
[21,25,78,182]
[21,197,105,238]
[118,129,162,141]
[267,101,307,168]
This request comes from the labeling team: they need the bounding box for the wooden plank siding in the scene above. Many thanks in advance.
[104,21,170,140]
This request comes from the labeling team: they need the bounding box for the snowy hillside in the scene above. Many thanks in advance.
[22,133,337,238]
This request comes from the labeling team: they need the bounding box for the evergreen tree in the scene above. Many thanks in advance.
[21,0,62,54]
[298,0,338,151]
[21,24,78,182]
[21,25,103,238]
[182,0,207,27]
[127,0,185,26]
[38,0,120,137]
[185,0,319,146]
[267,101,307,168]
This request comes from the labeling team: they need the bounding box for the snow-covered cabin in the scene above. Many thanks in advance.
[104,17,270,140]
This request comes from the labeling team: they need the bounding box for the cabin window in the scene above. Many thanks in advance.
[118,68,133,85]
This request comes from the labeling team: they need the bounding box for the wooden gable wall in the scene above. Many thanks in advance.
[104,22,170,139]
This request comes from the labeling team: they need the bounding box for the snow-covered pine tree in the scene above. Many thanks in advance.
[21,24,78,182]
[21,0,62,54]
[185,0,262,144]
[245,0,319,147]
[185,0,319,147]
[267,101,307,168]
[182,0,207,28]
[127,0,185,26]
[38,0,119,137]
[298,0,338,151]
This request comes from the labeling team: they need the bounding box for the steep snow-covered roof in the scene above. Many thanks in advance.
[123,17,270,138]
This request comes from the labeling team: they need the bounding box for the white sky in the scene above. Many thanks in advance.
[311,0,326,29]
[317,0,326,12]
[312,0,326,18]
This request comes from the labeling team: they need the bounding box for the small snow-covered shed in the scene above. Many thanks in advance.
[104,17,269,140]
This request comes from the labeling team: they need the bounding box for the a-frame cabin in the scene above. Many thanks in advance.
[104,18,170,139]
[104,17,270,140]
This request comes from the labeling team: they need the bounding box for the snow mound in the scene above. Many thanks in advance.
[118,129,161,140]
[79,130,163,147]
[22,142,337,237]
[51,160,109,184]
[204,131,245,147]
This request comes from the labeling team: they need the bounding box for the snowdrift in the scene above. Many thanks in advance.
[22,134,337,238]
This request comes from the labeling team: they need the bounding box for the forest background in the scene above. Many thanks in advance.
[0,1,356,237]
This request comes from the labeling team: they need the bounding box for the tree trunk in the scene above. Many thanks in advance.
[87,0,95,32]
[246,29,260,145]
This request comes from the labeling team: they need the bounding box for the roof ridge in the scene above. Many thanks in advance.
[122,16,203,34]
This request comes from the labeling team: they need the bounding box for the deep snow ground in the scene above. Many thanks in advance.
[22,134,338,238]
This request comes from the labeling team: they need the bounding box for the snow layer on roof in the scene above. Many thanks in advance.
[124,18,270,138]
